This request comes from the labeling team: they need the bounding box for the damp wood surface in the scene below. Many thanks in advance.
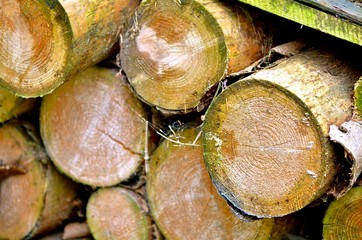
[236,0,362,46]
[40,67,148,187]
[202,47,362,218]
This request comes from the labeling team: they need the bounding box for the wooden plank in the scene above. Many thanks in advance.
[237,0,362,46]
[298,0,362,25]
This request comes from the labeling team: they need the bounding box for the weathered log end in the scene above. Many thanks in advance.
[203,79,335,218]
[147,127,297,239]
[0,123,78,239]
[40,67,147,187]
[0,0,72,97]
[323,186,362,240]
[86,187,152,240]
[120,0,228,113]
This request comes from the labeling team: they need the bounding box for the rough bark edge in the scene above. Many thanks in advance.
[329,120,362,198]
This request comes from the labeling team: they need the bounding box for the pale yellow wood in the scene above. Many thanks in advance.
[237,0,362,46]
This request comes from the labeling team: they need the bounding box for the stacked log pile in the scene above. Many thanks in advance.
[1,0,361,239]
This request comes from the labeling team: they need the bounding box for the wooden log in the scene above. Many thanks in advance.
[40,67,148,187]
[86,187,152,239]
[236,0,362,46]
[62,222,91,240]
[0,122,79,239]
[0,87,37,123]
[323,186,362,239]
[119,0,271,114]
[354,76,362,119]
[202,47,362,218]
[147,127,296,239]
[0,0,139,97]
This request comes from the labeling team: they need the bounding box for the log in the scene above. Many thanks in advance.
[147,127,296,239]
[0,0,139,97]
[0,87,37,123]
[40,67,148,187]
[236,0,362,46]
[119,0,271,114]
[202,47,362,218]
[323,186,362,239]
[0,122,79,239]
[354,76,362,119]
[86,187,152,239]
[62,222,91,240]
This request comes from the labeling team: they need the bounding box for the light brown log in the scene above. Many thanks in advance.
[202,47,362,218]
[40,67,148,187]
[0,122,79,239]
[87,187,152,239]
[147,127,296,239]
[119,0,271,114]
[0,0,139,97]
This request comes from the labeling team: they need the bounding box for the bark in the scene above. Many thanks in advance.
[323,186,362,240]
[329,120,362,197]
[86,187,152,240]
[0,87,37,123]
[147,127,295,239]
[354,76,362,119]
[119,0,271,114]
[0,0,139,97]
[40,67,148,187]
[202,47,362,218]
[0,122,79,240]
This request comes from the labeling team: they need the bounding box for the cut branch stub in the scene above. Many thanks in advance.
[86,187,152,240]
[40,67,147,187]
[0,0,139,97]
[120,0,228,113]
[146,127,291,239]
[323,186,362,240]
[202,48,361,218]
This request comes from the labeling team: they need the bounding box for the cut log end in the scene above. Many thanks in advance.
[0,124,46,240]
[323,186,362,240]
[203,79,334,218]
[0,0,72,97]
[120,0,227,112]
[147,127,284,239]
[40,67,147,187]
[86,187,152,240]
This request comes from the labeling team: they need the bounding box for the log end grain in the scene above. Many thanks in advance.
[0,124,46,239]
[40,67,147,187]
[86,187,152,240]
[120,0,227,113]
[202,79,335,218]
[0,0,72,97]
[323,186,362,240]
[147,127,281,239]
